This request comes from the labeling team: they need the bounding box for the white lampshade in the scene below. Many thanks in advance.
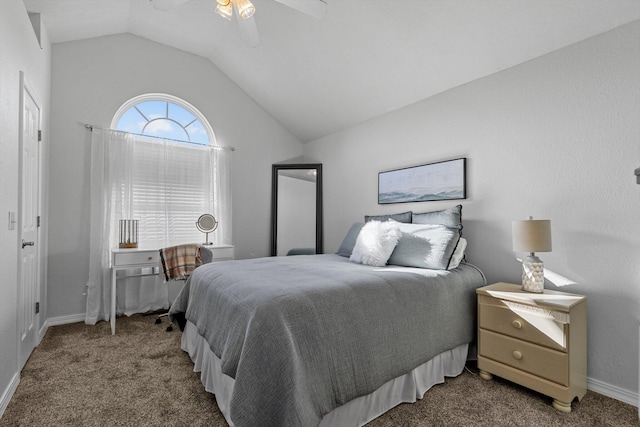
[512,218,552,254]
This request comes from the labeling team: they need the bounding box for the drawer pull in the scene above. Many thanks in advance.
[512,350,523,360]
[148,256,153,260]
[512,320,522,329]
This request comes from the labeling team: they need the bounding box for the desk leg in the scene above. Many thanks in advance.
[111,268,116,335]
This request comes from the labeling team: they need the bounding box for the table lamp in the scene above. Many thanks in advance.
[512,217,552,293]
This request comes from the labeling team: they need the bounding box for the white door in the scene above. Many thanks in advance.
[18,73,40,369]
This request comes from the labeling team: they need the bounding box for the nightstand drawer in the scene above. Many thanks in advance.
[479,300,567,351]
[479,329,569,386]
[114,251,160,266]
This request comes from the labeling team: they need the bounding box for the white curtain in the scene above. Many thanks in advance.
[85,128,232,325]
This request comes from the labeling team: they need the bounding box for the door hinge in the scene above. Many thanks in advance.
[38,130,42,142]
[35,302,40,314]
[37,216,41,227]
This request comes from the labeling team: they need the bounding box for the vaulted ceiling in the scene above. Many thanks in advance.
[23,0,640,142]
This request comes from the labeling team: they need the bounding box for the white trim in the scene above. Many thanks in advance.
[588,376,638,407]
[45,313,86,328]
[37,320,48,345]
[0,373,20,419]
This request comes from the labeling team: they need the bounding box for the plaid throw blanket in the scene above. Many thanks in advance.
[159,244,202,281]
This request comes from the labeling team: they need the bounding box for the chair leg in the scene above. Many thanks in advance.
[156,312,169,324]
[154,312,174,331]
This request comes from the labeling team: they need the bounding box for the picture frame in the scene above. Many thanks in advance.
[378,157,466,204]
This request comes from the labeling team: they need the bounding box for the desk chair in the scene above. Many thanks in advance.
[156,245,213,331]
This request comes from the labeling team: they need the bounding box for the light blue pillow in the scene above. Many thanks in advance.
[387,223,460,270]
[412,205,462,232]
[364,211,412,223]
[336,223,364,257]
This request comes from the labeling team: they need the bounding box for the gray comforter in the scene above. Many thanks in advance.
[170,254,485,427]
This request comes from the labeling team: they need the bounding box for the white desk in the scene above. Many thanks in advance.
[110,245,234,334]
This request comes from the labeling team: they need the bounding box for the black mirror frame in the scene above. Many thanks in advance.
[271,163,323,256]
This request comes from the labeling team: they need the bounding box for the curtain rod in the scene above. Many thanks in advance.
[84,124,235,151]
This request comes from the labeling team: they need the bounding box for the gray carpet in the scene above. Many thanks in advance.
[1,313,638,426]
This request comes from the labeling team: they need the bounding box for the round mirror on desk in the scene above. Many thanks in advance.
[196,214,218,245]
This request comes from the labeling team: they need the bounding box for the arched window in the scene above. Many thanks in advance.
[105,94,230,249]
[86,94,232,324]
[112,93,215,145]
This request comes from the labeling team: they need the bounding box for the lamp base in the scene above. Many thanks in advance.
[522,255,544,293]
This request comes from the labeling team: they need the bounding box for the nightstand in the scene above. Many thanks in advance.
[476,282,587,412]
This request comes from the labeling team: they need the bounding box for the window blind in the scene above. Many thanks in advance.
[114,136,221,249]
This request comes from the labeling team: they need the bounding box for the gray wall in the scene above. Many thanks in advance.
[305,20,640,401]
[47,33,303,319]
[0,0,51,415]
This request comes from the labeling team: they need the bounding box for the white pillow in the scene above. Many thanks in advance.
[350,220,401,267]
[387,223,460,270]
[447,237,467,270]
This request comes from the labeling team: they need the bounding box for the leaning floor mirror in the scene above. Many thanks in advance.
[271,163,323,256]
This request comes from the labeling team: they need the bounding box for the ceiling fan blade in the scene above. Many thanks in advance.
[237,15,261,47]
[149,0,191,11]
[273,0,327,19]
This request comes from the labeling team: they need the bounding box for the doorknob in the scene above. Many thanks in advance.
[22,240,34,249]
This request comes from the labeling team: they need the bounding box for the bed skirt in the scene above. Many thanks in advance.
[182,320,468,426]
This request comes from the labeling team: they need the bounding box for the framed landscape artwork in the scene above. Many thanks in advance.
[378,158,466,204]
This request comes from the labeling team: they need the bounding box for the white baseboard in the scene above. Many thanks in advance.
[34,314,85,351]
[588,377,638,407]
[0,373,20,419]
[45,313,86,328]
[37,320,48,345]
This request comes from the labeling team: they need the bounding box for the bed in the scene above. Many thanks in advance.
[169,207,486,426]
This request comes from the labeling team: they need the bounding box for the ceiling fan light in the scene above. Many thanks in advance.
[215,2,233,20]
[235,0,256,19]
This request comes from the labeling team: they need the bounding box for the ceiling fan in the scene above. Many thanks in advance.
[149,0,327,47]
